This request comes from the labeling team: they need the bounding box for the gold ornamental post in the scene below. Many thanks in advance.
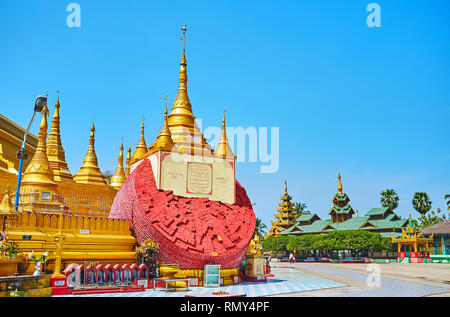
[51,207,65,278]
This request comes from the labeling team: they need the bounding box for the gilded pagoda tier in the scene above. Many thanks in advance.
[266,180,298,238]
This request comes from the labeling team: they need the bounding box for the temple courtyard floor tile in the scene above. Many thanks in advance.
[56,267,345,297]
[269,262,450,297]
[55,262,450,297]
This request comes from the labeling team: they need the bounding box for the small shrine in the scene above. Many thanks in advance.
[244,235,266,282]
[391,213,434,263]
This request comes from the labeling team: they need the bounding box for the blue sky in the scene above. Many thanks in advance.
[1,0,449,229]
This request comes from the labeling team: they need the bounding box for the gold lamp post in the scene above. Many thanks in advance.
[51,207,65,278]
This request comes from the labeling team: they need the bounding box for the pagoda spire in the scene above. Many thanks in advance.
[149,99,175,154]
[73,121,108,186]
[131,115,148,164]
[46,93,74,182]
[21,104,57,191]
[214,111,235,159]
[266,180,298,238]
[124,147,131,178]
[329,173,354,223]
[337,173,343,195]
[110,139,125,190]
[167,25,213,156]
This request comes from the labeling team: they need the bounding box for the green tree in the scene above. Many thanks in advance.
[254,217,267,240]
[445,194,450,211]
[262,236,290,252]
[293,202,310,216]
[102,170,113,184]
[380,189,399,211]
[412,192,432,216]
[418,208,449,228]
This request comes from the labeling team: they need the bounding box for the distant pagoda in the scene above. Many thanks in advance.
[266,180,298,238]
[329,173,355,223]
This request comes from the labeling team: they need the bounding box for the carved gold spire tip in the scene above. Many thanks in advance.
[337,173,343,194]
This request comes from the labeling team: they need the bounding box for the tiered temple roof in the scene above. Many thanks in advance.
[278,175,408,238]
[266,180,298,238]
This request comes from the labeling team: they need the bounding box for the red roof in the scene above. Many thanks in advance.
[110,159,255,269]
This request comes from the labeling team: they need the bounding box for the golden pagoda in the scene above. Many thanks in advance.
[109,140,126,190]
[0,186,17,231]
[46,95,74,182]
[72,122,108,187]
[19,105,66,212]
[214,111,235,159]
[166,25,213,157]
[266,180,298,238]
[124,146,131,178]
[147,102,176,155]
[130,116,148,164]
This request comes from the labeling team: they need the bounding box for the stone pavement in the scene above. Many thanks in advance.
[269,262,450,297]
[56,267,345,297]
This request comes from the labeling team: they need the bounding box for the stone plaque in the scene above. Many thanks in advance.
[186,162,212,194]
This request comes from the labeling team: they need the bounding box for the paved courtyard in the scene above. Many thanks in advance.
[56,262,450,297]
[270,262,450,297]
[57,267,345,297]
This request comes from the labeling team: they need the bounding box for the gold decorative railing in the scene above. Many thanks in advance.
[8,211,131,235]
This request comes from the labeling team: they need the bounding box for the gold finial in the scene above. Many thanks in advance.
[356,209,359,217]
[181,24,187,52]
[46,89,49,98]
[409,211,412,221]
[284,180,287,194]
[337,173,343,194]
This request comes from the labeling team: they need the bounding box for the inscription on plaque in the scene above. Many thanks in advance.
[186,162,212,194]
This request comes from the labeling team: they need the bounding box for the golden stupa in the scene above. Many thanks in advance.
[130,116,148,164]
[19,105,67,211]
[109,140,126,190]
[72,122,108,187]
[214,111,235,159]
[147,102,176,156]
[166,28,214,157]
[46,95,74,182]
[124,147,131,178]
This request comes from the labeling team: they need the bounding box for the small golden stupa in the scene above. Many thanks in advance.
[124,147,131,178]
[72,122,108,187]
[46,94,74,182]
[109,140,126,190]
[214,111,235,159]
[130,116,148,164]
[147,102,176,155]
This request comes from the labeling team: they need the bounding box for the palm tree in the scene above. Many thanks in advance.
[445,194,450,211]
[254,217,267,240]
[294,202,310,216]
[380,189,399,211]
[412,192,432,216]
